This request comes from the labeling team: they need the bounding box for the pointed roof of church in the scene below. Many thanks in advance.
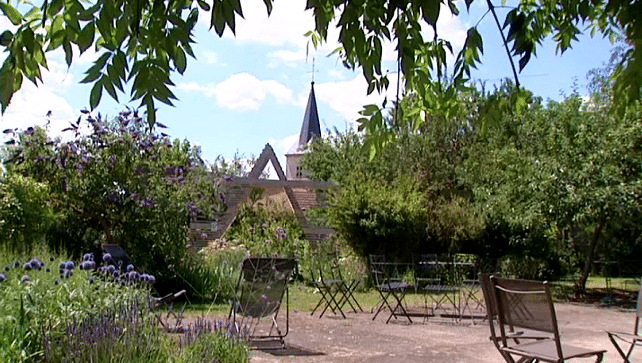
[298,81,321,147]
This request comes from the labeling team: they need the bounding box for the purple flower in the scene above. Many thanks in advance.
[102,253,112,262]
[127,271,140,282]
[140,197,154,208]
[65,261,75,270]
[21,275,30,283]
[0,273,5,282]
[148,275,156,283]
[23,262,32,271]
[83,253,93,261]
[107,265,116,274]
[126,264,134,272]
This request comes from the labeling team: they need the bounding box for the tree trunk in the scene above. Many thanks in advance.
[575,219,606,296]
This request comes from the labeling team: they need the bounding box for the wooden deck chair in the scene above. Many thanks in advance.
[607,278,642,362]
[101,244,188,332]
[491,276,606,363]
[228,257,296,349]
[479,273,550,362]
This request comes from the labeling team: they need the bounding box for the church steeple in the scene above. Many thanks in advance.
[297,82,321,148]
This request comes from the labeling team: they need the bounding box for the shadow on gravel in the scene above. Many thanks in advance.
[252,341,326,356]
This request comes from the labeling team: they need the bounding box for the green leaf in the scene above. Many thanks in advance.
[211,1,226,36]
[0,30,13,46]
[421,0,441,29]
[89,78,103,110]
[173,46,186,74]
[0,2,23,25]
[62,38,73,66]
[77,21,95,53]
[197,0,211,11]
[101,75,118,102]
[0,60,18,113]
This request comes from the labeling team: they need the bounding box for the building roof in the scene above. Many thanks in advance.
[293,82,321,153]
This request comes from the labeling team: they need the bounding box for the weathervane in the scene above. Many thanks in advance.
[308,58,318,84]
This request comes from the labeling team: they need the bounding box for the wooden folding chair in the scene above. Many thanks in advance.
[607,279,642,362]
[491,276,605,363]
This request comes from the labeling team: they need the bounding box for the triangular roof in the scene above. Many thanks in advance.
[297,82,321,149]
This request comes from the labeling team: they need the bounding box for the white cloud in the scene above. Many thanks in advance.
[327,69,345,80]
[314,74,399,124]
[268,49,307,66]
[0,59,79,138]
[177,72,294,110]
[203,50,222,65]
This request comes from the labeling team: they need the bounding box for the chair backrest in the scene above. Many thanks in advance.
[491,276,563,357]
[102,244,133,270]
[232,257,296,318]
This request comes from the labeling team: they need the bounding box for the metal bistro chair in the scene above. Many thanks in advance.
[414,254,459,319]
[310,260,363,319]
[491,276,606,363]
[607,278,642,363]
[479,273,550,362]
[370,255,412,324]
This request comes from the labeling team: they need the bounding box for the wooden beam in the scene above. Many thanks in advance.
[224,178,336,189]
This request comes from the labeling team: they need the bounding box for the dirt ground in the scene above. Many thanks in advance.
[189,301,638,363]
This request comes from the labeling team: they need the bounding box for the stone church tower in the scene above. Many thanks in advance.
[285,82,321,180]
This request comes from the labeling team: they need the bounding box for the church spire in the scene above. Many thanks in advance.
[298,81,321,148]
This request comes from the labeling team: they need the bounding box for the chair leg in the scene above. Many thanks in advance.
[608,333,635,363]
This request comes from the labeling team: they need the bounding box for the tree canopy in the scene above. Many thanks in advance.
[0,0,639,130]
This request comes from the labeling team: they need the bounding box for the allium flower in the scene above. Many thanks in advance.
[200,232,208,239]
[107,265,116,274]
[102,253,112,262]
[83,253,92,261]
[148,275,156,283]
[140,197,154,208]
[112,270,120,278]
[0,273,5,282]
[65,261,75,270]
[23,262,32,271]
[59,261,66,270]
[126,264,134,272]
[21,275,30,283]
[128,271,140,282]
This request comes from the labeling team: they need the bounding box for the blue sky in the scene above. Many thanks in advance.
[0,0,615,175]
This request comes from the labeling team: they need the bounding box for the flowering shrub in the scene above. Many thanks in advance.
[1,111,225,297]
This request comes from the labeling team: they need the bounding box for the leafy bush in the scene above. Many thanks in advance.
[0,174,56,254]
[225,199,305,260]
